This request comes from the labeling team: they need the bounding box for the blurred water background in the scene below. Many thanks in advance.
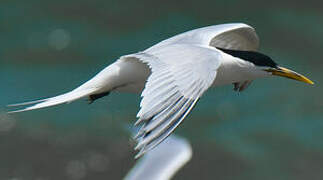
[1,0,323,179]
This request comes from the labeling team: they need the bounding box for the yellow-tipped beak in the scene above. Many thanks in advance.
[265,66,314,85]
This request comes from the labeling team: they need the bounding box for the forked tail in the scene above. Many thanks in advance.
[7,88,98,113]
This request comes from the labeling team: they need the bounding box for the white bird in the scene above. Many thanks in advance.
[124,135,192,180]
[8,23,314,157]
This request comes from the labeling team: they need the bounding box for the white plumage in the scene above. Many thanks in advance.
[8,23,313,157]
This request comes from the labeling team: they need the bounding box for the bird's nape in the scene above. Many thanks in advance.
[265,66,314,85]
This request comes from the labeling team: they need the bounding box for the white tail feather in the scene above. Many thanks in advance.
[7,99,48,107]
[8,88,98,113]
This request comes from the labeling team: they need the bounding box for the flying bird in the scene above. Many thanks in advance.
[124,135,192,180]
[8,23,314,158]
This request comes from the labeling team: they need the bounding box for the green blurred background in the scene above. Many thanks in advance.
[1,0,323,179]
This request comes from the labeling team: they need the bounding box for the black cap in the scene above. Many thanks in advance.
[217,47,278,68]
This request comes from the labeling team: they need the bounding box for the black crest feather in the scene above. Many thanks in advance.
[217,47,277,68]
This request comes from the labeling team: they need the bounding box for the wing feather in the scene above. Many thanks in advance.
[135,98,199,158]
[146,23,259,53]
[128,44,221,157]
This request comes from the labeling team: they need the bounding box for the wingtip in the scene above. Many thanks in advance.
[134,153,142,159]
[133,133,140,140]
[134,148,146,159]
[134,142,142,151]
[133,129,146,141]
[134,118,145,126]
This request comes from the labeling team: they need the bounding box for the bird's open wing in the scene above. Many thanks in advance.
[146,23,259,52]
[126,44,221,157]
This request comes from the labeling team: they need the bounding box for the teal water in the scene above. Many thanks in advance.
[1,0,323,179]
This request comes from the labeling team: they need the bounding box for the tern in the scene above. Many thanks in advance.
[8,23,314,158]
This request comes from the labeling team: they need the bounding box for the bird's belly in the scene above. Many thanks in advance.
[115,82,146,93]
[211,66,256,87]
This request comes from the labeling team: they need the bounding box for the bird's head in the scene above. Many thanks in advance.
[218,48,314,85]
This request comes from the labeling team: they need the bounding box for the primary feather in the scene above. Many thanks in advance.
[131,44,221,157]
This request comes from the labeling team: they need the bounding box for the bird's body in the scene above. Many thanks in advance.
[8,23,313,157]
[98,46,267,93]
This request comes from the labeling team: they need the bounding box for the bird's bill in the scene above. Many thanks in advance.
[266,66,314,85]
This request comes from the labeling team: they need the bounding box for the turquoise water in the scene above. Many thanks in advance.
[1,0,323,179]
